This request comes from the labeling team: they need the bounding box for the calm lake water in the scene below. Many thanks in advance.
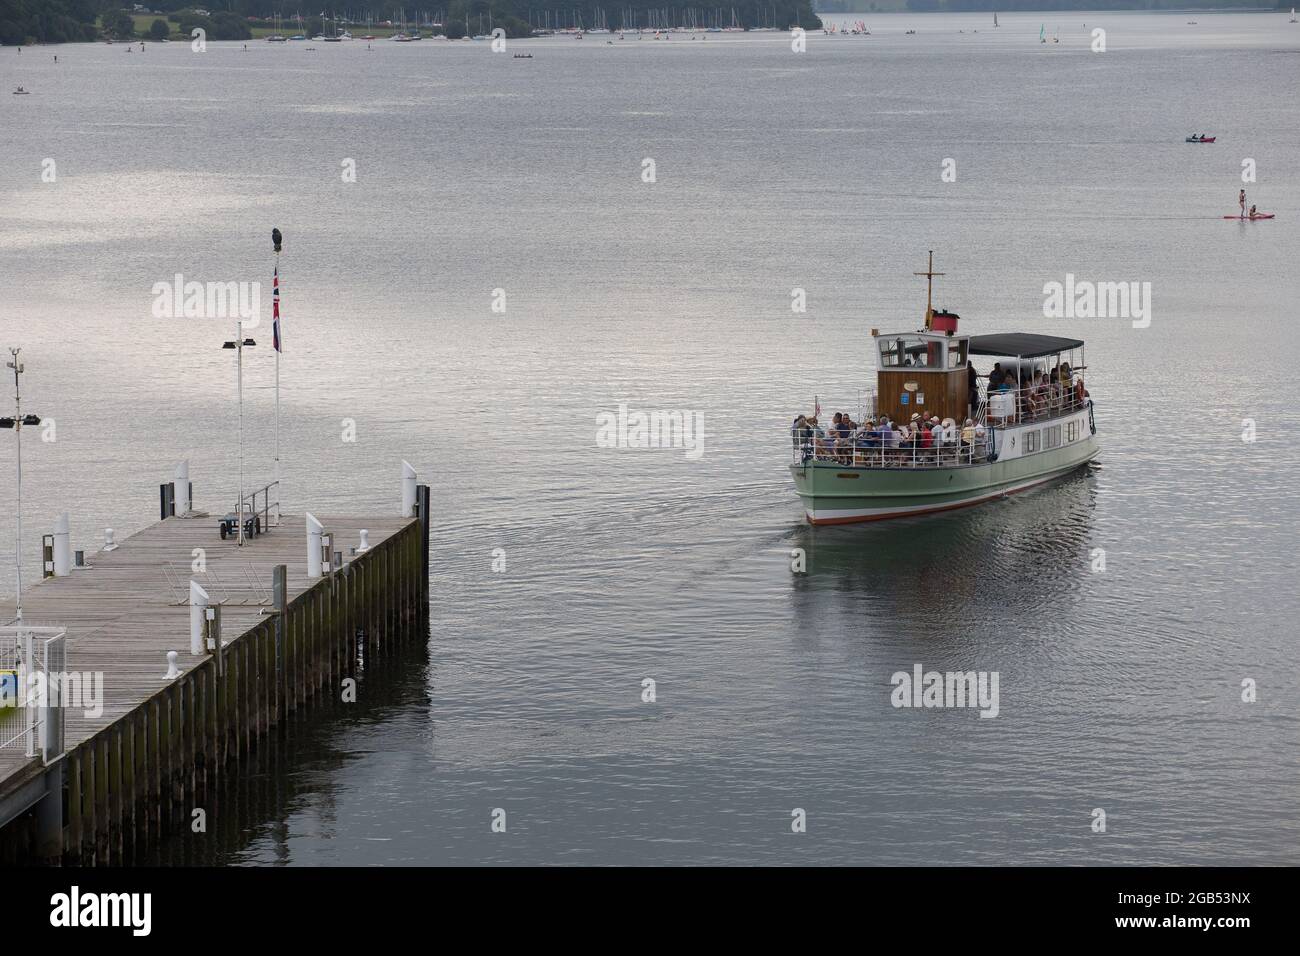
[1,12,1298,865]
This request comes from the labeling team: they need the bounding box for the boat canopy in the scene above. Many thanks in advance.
[968,333,1083,358]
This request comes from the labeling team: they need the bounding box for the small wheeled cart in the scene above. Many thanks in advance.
[219,508,262,540]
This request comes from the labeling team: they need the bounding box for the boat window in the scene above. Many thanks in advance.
[879,335,932,368]
[947,339,968,369]
[1025,430,1039,453]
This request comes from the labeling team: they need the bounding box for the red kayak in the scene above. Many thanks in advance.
[1186,136,1216,143]
[1224,214,1275,220]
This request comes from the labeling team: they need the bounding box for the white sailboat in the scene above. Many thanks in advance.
[1292,8,1298,23]
[994,12,999,28]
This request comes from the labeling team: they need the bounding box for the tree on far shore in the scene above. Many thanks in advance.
[149,19,169,42]
[108,10,135,40]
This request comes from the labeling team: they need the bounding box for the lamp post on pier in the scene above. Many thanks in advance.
[222,329,256,546]
[1,348,43,622]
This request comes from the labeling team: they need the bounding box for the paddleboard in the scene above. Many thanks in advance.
[1224,214,1275,220]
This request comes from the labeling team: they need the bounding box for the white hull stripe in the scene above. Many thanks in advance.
[806,463,1088,522]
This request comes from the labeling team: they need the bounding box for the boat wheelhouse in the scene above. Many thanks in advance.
[790,254,1099,524]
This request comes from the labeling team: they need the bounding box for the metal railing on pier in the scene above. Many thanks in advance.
[0,627,67,763]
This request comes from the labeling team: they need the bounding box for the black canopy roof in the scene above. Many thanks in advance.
[967,333,1083,358]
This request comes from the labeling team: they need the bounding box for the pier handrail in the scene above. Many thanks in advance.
[0,626,67,763]
[236,480,280,531]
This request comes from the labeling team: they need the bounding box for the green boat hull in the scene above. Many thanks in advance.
[790,437,1100,524]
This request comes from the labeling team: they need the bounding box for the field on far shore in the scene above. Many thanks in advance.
[122,16,415,40]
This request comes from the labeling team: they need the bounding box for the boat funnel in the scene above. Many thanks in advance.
[931,310,960,334]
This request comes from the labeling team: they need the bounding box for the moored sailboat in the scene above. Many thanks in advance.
[789,255,1099,524]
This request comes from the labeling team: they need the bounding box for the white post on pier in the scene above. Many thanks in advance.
[174,460,191,515]
[401,460,418,517]
[189,580,210,655]
[306,511,323,578]
[52,512,71,577]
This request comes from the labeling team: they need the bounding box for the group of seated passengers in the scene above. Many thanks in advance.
[985,361,1088,422]
[792,411,988,465]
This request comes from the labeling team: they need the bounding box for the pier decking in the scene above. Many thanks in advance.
[0,500,430,864]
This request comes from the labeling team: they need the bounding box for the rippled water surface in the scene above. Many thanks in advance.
[1,12,1298,865]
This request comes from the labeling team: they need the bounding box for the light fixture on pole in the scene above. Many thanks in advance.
[221,330,256,546]
[2,348,42,622]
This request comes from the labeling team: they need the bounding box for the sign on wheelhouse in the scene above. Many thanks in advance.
[790,253,1100,524]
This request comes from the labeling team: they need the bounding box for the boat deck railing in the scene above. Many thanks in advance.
[792,377,1090,470]
[982,379,1090,426]
[793,437,993,469]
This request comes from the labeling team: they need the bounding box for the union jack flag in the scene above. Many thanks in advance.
[272,266,282,353]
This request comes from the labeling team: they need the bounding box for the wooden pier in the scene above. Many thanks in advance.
[0,494,430,865]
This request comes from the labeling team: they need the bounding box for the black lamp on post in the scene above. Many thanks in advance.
[221,329,256,545]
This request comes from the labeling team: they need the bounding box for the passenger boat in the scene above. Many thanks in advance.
[789,254,1099,524]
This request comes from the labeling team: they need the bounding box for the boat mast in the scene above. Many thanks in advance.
[913,250,945,330]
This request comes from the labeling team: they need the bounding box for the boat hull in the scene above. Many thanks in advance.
[790,436,1099,524]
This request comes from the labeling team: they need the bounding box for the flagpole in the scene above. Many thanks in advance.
[274,249,281,527]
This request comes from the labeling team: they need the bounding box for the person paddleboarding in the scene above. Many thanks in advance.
[1239,189,1247,220]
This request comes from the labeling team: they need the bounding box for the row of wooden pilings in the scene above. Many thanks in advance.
[10,509,429,866]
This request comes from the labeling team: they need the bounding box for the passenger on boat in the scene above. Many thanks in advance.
[879,418,896,453]
[791,414,815,458]
[836,414,857,463]
[967,364,980,415]
[837,412,854,440]
[927,416,943,463]
[1027,373,1046,417]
